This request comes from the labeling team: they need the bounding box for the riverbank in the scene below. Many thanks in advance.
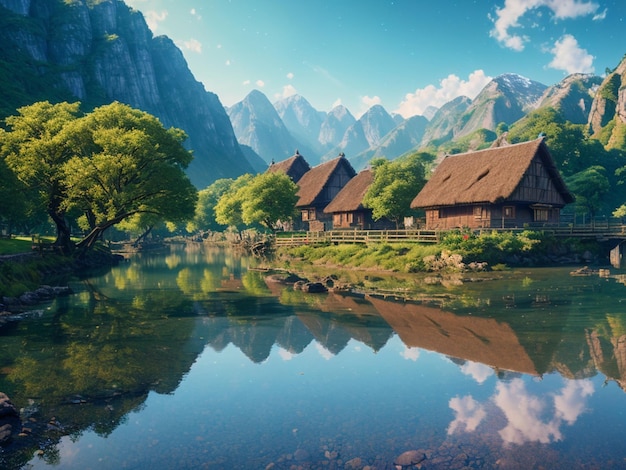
[271,230,605,275]
[0,247,124,316]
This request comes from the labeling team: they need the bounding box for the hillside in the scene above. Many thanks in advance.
[0,0,253,188]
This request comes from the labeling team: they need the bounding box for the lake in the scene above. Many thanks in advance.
[1,244,626,469]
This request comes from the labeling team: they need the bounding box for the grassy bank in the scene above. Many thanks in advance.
[275,230,603,273]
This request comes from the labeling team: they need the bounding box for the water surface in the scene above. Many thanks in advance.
[1,245,626,469]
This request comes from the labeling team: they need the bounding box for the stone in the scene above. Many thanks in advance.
[0,423,12,443]
[345,457,362,469]
[302,282,327,293]
[0,392,18,418]
[394,450,426,468]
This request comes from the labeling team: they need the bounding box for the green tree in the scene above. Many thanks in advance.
[187,178,233,233]
[240,172,299,232]
[1,101,81,248]
[362,153,428,228]
[0,140,29,235]
[61,102,197,250]
[565,166,610,217]
[214,174,254,228]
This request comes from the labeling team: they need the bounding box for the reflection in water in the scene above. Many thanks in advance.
[1,246,626,468]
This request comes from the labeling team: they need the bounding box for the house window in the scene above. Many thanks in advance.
[473,206,485,219]
[534,208,549,222]
[503,206,515,219]
[302,210,309,221]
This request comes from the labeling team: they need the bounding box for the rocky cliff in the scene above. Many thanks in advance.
[588,55,626,150]
[0,0,253,188]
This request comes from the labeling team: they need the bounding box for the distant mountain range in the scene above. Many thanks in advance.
[228,65,624,171]
[1,0,624,185]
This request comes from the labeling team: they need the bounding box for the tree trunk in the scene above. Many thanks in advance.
[49,209,73,254]
[132,226,153,248]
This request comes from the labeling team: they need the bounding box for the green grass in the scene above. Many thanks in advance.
[0,236,36,255]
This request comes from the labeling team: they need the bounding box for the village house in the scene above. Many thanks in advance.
[295,153,356,231]
[266,150,311,183]
[323,169,395,230]
[410,137,574,229]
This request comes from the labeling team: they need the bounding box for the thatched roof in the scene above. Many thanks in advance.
[296,154,356,207]
[266,150,311,183]
[324,169,373,213]
[411,137,574,208]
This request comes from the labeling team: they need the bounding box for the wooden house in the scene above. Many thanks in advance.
[266,150,311,183]
[410,138,574,229]
[296,154,356,231]
[323,169,394,230]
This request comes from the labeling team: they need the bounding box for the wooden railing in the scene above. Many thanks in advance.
[274,224,626,247]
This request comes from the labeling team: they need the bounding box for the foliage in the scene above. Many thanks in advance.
[215,172,299,232]
[187,179,233,233]
[214,174,254,228]
[240,172,299,231]
[440,230,547,265]
[565,166,610,216]
[1,101,82,248]
[61,102,197,249]
[363,152,429,227]
[0,101,197,252]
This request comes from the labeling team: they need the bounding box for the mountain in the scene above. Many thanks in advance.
[318,105,356,150]
[227,90,301,164]
[588,55,626,150]
[274,94,326,158]
[0,0,253,188]
[323,105,396,161]
[454,74,548,138]
[419,96,472,147]
[350,115,429,170]
[537,73,602,124]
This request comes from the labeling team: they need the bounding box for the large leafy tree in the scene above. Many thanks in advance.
[215,173,299,232]
[1,101,81,248]
[363,153,428,228]
[214,174,253,228]
[61,102,197,250]
[187,178,233,233]
[240,172,299,232]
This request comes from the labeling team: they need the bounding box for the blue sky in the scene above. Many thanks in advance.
[124,0,624,118]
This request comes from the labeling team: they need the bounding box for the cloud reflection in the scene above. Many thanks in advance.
[459,361,494,384]
[401,346,420,361]
[447,378,595,446]
[448,395,486,434]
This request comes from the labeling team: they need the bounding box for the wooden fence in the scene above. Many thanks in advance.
[274,224,626,247]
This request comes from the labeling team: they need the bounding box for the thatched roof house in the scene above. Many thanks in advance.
[324,169,394,229]
[266,150,311,183]
[296,154,356,231]
[411,138,574,229]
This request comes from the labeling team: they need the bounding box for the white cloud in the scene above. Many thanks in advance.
[459,361,494,384]
[225,59,231,66]
[395,70,492,118]
[448,395,486,434]
[489,0,601,51]
[256,80,265,88]
[547,34,595,74]
[275,84,298,100]
[358,95,382,117]
[243,80,251,86]
[190,8,196,15]
[142,10,168,32]
[331,98,343,109]
[286,72,294,80]
[182,38,202,53]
